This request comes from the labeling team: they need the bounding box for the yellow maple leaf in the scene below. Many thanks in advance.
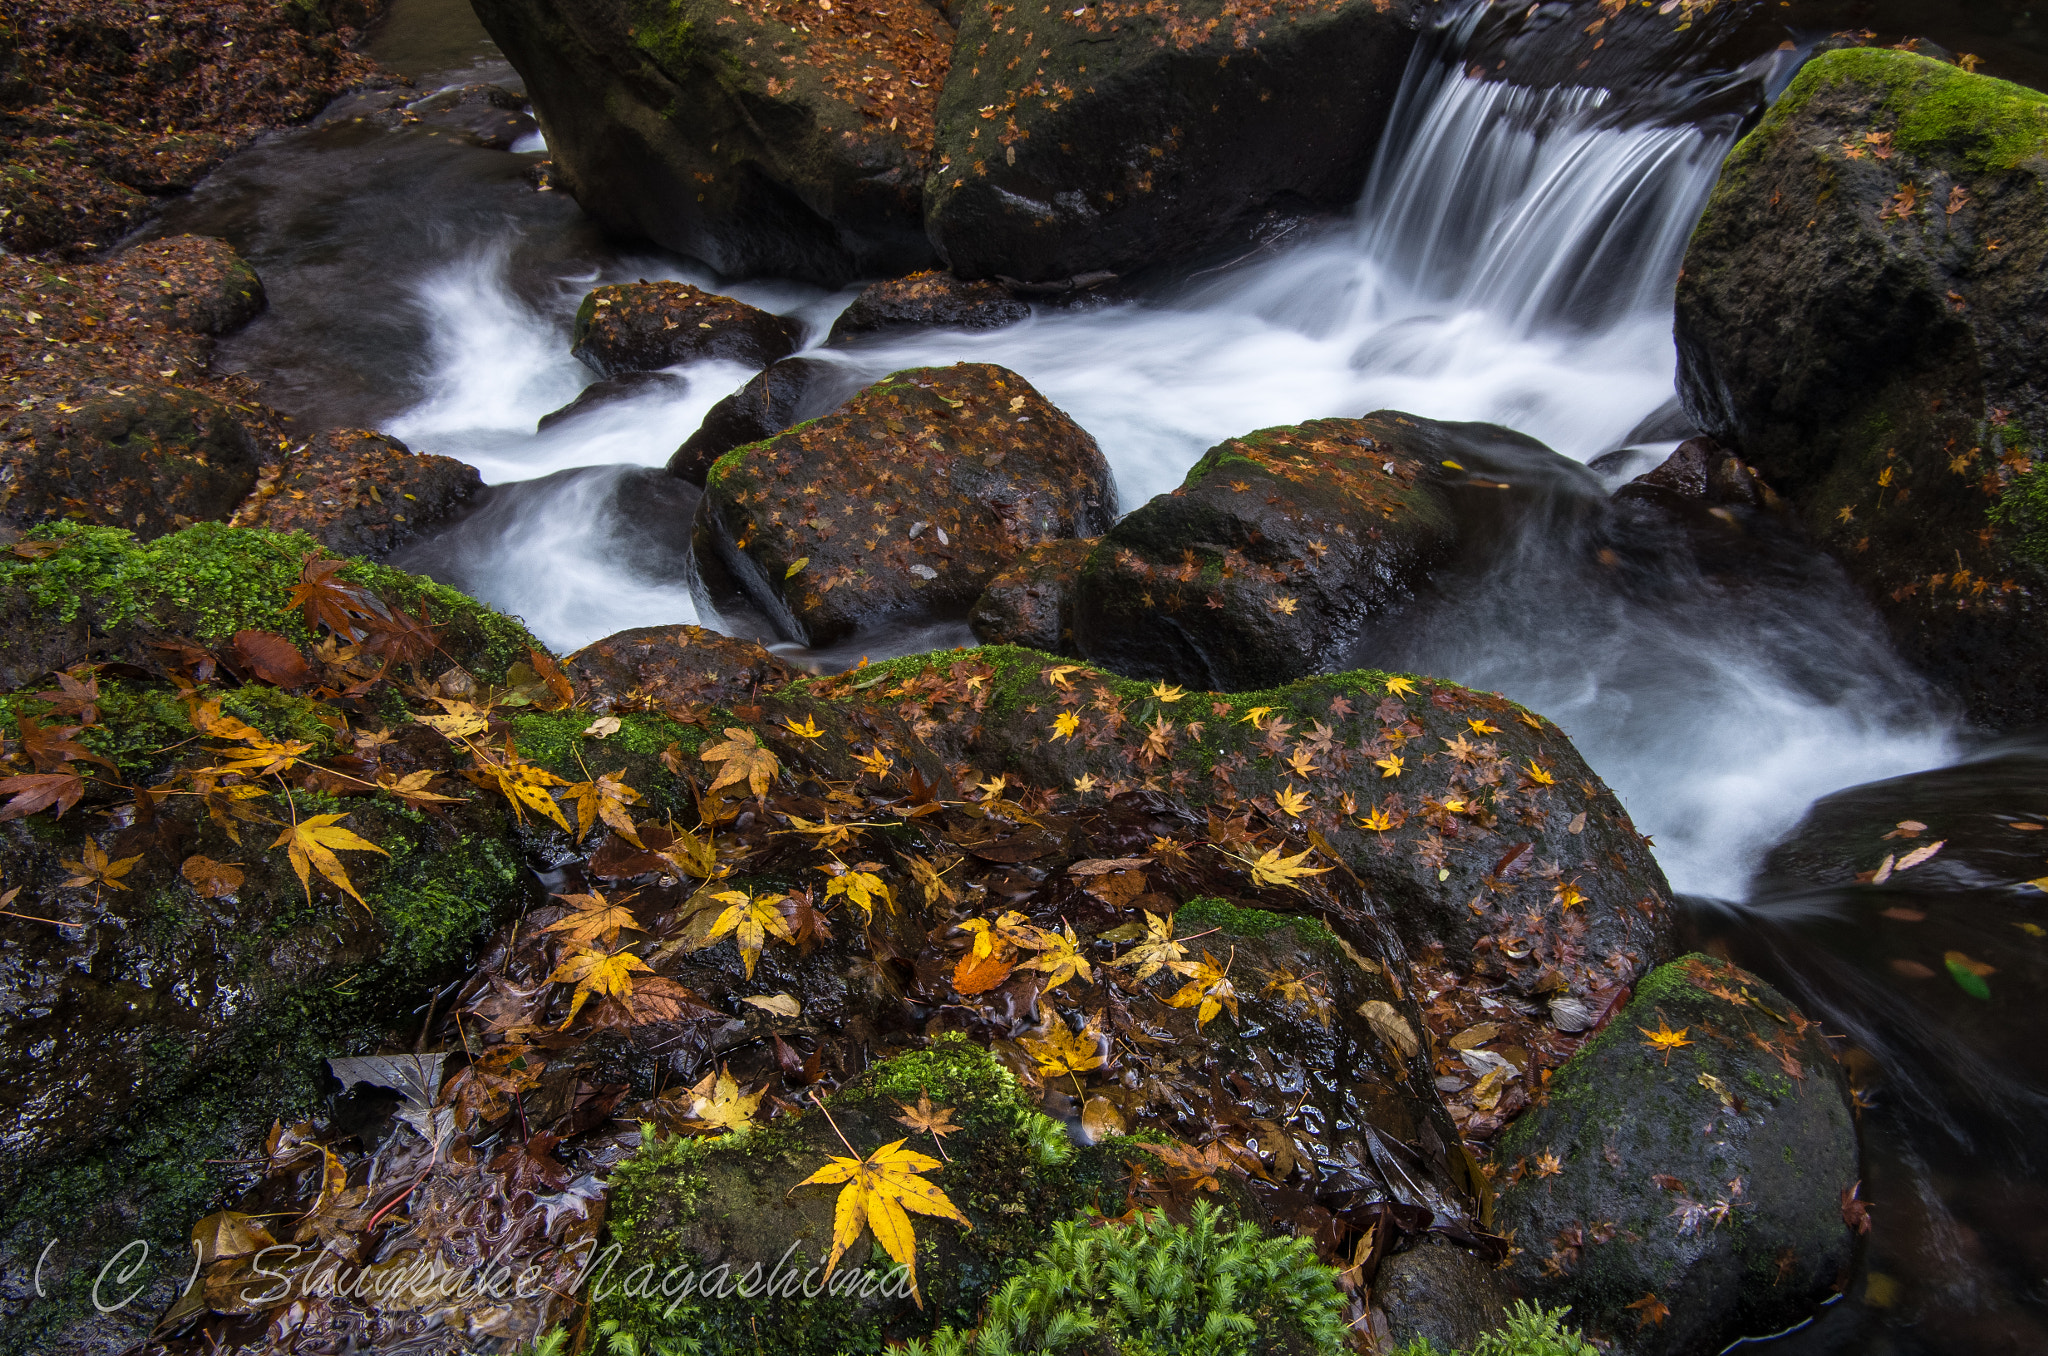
[411,701,489,740]
[795,1138,971,1306]
[1166,950,1239,1028]
[1150,682,1187,703]
[783,714,825,740]
[1285,747,1318,778]
[705,888,795,978]
[272,813,387,906]
[853,747,894,779]
[1385,676,1417,698]
[1246,844,1333,891]
[824,869,893,921]
[681,1066,764,1134]
[701,727,780,798]
[1073,772,1099,794]
[548,942,652,1028]
[542,888,644,948]
[210,733,316,779]
[1273,784,1312,818]
[1639,1018,1693,1064]
[1553,879,1586,910]
[657,823,721,880]
[559,770,643,845]
[1021,1016,1108,1077]
[1357,807,1394,833]
[1268,595,1298,615]
[1468,718,1500,735]
[1524,760,1556,786]
[1262,964,1332,1029]
[1109,910,1186,982]
[467,741,573,831]
[1016,921,1093,991]
[1375,754,1405,778]
[1044,664,1085,689]
[1051,710,1081,740]
[60,840,143,894]
[1237,706,1274,727]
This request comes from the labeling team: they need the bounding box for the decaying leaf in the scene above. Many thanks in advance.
[893,1092,963,1158]
[1244,844,1333,891]
[744,993,803,1018]
[1359,999,1419,1059]
[60,840,142,893]
[181,855,244,900]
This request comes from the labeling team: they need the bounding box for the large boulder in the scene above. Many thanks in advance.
[1674,49,2048,728]
[564,622,792,713]
[469,0,949,286]
[0,382,260,538]
[1071,412,1602,691]
[571,282,803,378]
[926,0,1416,283]
[1492,955,1860,1355]
[968,535,1093,654]
[109,234,266,336]
[693,363,1114,646]
[230,428,482,559]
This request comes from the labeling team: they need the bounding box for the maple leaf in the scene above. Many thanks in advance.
[1021,1016,1108,1077]
[1110,910,1186,982]
[1073,772,1099,794]
[681,1066,765,1134]
[0,770,85,821]
[1043,664,1085,689]
[1273,784,1312,818]
[824,868,893,921]
[1384,676,1418,698]
[1236,706,1274,728]
[795,1138,971,1306]
[34,668,100,725]
[412,700,490,740]
[1375,754,1405,778]
[894,1092,963,1158]
[1626,1293,1670,1329]
[1245,844,1333,891]
[907,853,963,907]
[1166,950,1239,1028]
[783,714,826,740]
[469,744,573,831]
[1051,710,1081,740]
[1534,1150,1563,1177]
[272,812,388,907]
[61,840,143,893]
[1262,965,1332,1029]
[951,947,1016,994]
[1523,760,1557,787]
[549,942,653,1027]
[1268,595,1298,615]
[700,727,779,797]
[657,823,721,880]
[1467,718,1501,735]
[289,556,379,638]
[542,888,645,948]
[376,769,465,808]
[1639,1018,1693,1063]
[1016,922,1093,991]
[491,1130,572,1197]
[1357,807,1394,833]
[1140,715,1176,760]
[560,770,644,845]
[1284,747,1318,779]
[1553,879,1586,910]
[182,854,244,899]
[783,812,865,850]
[705,888,795,979]
[1150,682,1187,703]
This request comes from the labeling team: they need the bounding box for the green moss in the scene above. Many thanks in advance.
[633,0,704,73]
[1176,894,1341,953]
[1768,48,2048,175]
[1988,431,2048,567]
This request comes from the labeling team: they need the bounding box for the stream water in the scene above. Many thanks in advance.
[145,0,2048,1349]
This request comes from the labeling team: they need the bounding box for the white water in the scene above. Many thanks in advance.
[383,46,1958,897]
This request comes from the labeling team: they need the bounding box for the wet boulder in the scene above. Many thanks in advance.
[0,381,259,538]
[1674,49,2048,729]
[927,0,1416,283]
[230,428,482,559]
[968,535,1093,654]
[825,268,1029,345]
[694,363,1114,646]
[571,282,803,378]
[667,357,859,484]
[1492,954,1859,1355]
[564,623,791,713]
[538,370,690,432]
[110,234,266,335]
[1072,412,1597,691]
[1613,436,1774,513]
[470,0,948,286]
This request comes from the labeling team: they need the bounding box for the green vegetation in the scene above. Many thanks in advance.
[1390,1302,1596,1356]
[900,1201,1348,1356]
[1753,48,2048,177]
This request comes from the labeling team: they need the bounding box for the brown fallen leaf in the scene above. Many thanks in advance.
[227,630,313,688]
[1889,958,1937,979]
[182,855,244,900]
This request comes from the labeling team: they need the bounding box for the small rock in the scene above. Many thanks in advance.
[968,536,1095,655]
[1376,1237,1512,1354]
[232,428,482,559]
[1613,436,1773,511]
[825,270,1029,346]
[564,624,790,714]
[538,370,689,432]
[667,357,858,484]
[571,282,801,379]
[109,235,266,336]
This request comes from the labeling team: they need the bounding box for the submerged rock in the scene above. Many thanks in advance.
[109,234,266,336]
[538,369,689,432]
[230,428,482,559]
[0,381,259,538]
[471,0,948,286]
[693,363,1114,646]
[825,269,1030,345]
[565,623,791,713]
[571,282,803,379]
[1675,48,2048,728]
[968,535,1094,655]
[667,357,859,485]
[1071,412,1597,692]
[927,0,1417,283]
[1492,954,1859,1355]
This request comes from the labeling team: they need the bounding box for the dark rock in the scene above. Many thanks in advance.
[1376,1236,1512,1354]
[470,0,947,286]
[538,370,689,432]
[397,81,535,148]
[825,269,1029,345]
[1675,49,2048,729]
[928,0,1416,283]
[572,282,803,379]
[230,428,483,559]
[1071,412,1598,691]
[110,234,266,335]
[0,381,259,538]
[693,363,1114,646]
[967,535,1094,654]
[1493,954,1859,1355]
[564,623,790,713]
[667,357,861,484]
[1613,436,1775,512]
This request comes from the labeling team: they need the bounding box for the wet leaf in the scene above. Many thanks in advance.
[272,813,387,907]
[1262,964,1332,1029]
[582,715,623,739]
[1016,921,1093,991]
[61,840,143,893]
[1273,784,1311,818]
[894,1091,962,1155]
[227,630,312,688]
[411,700,490,740]
[181,854,244,899]
[795,1138,970,1307]
[700,727,779,798]
[288,556,378,638]
[743,992,802,1018]
[1166,951,1239,1028]
[542,889,644,948]
[1021,1015,1107,1076]
[705,888,795,979]
[548,942,652,1027]
[1110,910,1186,983]
[681,1066,765,1134]
[1625,1293,1670,1329]
[1244,844,1333,891]
[1359,999,1418,1059]
[560,770,644,845]
[824,869,893,921]
[0,770,85,821]
[1638,1017,1693,1062]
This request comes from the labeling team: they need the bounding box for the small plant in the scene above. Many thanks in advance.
[900,1200,1347,1356]
[1391,1301,1597,1356]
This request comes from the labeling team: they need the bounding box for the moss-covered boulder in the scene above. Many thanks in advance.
[571,281,803,378]
[668,356,860,485]
[564,622,793,713]
[968,535,1093,654]
[0,382,260,538]
[230,428,483,559]
[926,0,1416,283]
[826,269,1030,345]
[694,363,1114,645]
[1492,955,1859,1355]
[109,234,266,336]
[1071,412,1601,691]
[1674,48,2048,728]
[470,0,948,285]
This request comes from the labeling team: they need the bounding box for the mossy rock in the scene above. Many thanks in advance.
[564,622,793,713]
[1675,47,2048,728]
[596,1037,1152,1354]
[694,364,1114,646]
[1492,955,1858,1355]
[0,521,546,690]
[231,428,483,560]
[926,0,1416,282]
[470,0,946,285]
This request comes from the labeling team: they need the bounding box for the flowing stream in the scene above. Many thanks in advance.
[149,1,2048,1347]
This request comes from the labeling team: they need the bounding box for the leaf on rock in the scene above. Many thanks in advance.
[542,888,645,948]
[1109,910,1186,983]
[560,770,644,845]
[227,630,313,688]
[1020,1015,1107,1076]
[1246,844,1333,891]
[181,854,244,899]
[682,1066,766,1134]
[1166,951,1239,1029]
[824,868,893,921]
[548,942,653,1027]
[0,770,85,821]
[796,1138,970,1306]
[705,888,795,979]
[701,727,779,797]
[1359,999,1419,1059]
[272,813,387,906]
